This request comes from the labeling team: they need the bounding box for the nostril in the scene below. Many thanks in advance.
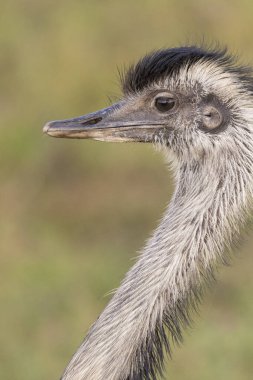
[80,117,102,126]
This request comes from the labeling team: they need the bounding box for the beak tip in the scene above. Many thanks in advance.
[43,122,50,134]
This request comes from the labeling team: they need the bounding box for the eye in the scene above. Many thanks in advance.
[154,96,176,112]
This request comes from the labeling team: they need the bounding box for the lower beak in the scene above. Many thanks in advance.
[43,102,163,143]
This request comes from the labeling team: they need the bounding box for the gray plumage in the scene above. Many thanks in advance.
[44,46,253,380]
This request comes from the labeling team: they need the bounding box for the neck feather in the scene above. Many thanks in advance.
[61,155,252,380]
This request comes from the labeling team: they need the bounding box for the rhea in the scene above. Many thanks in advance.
[44,46,253,380]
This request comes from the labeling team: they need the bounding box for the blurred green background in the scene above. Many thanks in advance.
[1,1,253,379]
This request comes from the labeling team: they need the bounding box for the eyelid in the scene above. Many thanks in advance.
[154,91,175,99]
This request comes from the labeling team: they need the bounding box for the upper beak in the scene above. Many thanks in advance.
[43,102,164,143]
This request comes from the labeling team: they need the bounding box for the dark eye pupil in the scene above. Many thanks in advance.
[155,97,175,112]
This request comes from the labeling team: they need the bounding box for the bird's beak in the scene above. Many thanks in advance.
[43,101,164,143]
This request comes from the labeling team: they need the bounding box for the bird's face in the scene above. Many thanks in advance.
[43,47,253,164]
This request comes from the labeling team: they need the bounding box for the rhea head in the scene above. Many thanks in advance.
[44,46,253,171]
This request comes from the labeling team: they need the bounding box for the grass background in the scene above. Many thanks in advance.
[1,1,253,379]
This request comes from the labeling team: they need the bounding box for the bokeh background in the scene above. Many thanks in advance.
[1,1,253,379]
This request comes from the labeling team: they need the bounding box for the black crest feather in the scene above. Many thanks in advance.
[122,46,253,95]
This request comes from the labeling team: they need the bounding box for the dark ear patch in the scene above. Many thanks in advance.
[199,94,229,133]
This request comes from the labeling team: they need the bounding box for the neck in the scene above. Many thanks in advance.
[61,154,252,380]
